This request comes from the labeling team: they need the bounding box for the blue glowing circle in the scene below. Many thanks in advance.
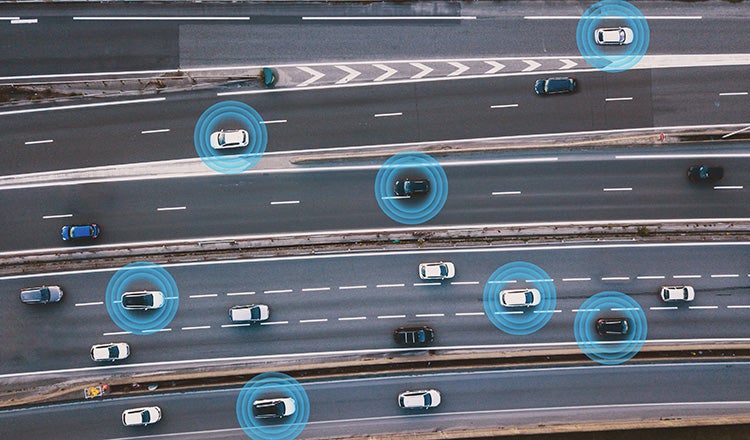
[194,101,268,174]
[236,372,310,440]
[573,291,648,365]
[576,0,650,72]
[374,152,448,225]
[482,261,557,335]
[105,262,179,335]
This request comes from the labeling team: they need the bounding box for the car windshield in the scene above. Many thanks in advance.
[424,394,432,406]
[218,132,226,144]
[250,307,260,319]
[141,411,151,423]
[39,288,50,301]
[525,291,533,302]
[108,346,119,357]
[439,266,448,276]
[416,331,425,342]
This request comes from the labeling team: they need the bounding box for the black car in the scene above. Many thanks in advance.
[688,165,723,183]
[596,318,630,336]
[393,326,435,346]
[394,179,430,197]
[534,77,576,95]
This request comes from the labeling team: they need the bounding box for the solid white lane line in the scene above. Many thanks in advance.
[714,186,744,190]
[339,285,367,290]
[74,16,250,21]
[414,282,441,287]
[673,275,701,279]
[141,128,170,134]
[605,97,633,102]
[221,323,250,328]
[24,139,53,145]
[637,275,665,280]
[261,119,287,124]
[103,331,130,336]
[719,92,748,96]
[415,313,444,317]
[650,306,678,311]
[455,312,485,316]
[0,97,165,116]
[376,283,405,288]
[451,281,479,285]
[157,206,186,211]
[374,112,403,118]
[572,308,600,312]
[189,294,218,298]
[300,318,328,323]
[42,213,73,219]
[378,315,406,319]
[302,287,330,292]
[226,291,255,296]
[260,321,289,325]
[490,104,519,109]
[603,187,632,192]
[492,191,521,195]
[182,326,211,330]
[611,307,640,311]
[711,274,739,278]
[689,305,719,310]
[75,301,103,307]
[302,16,475,21]
[563,278,591,282]
[727,305,750,309]
[270,200,300,205]
[602,277,630,281]
[11,19,37,24]
[338,316,366,321]
[264,289,293,294]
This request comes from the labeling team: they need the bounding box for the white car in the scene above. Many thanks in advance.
[500,288,541,307]
[660,285,695,302]
[121,290,165,310]
[253,397,296,418]
[90,342,130,362]
[210,129,249,149]
[418,262,455,280]
[229,304,270,323]
[398,389,441,409]
[122,406,162,426]
[595,27,634,45]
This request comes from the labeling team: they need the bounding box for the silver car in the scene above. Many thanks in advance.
[210,129,249,149]
[20,285,63,304]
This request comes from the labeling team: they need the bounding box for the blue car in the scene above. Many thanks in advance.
[61,224,99,241]
[534,77,577,95]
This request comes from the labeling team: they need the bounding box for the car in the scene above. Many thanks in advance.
[229,304,270,323]
[398,389,441,409]
[418,262,455,280]
[594,27,634,45]
[20,285,63,304]
[210,129,249,149]
[252,397,296,419]
[393,326,435,346]
[534,77,576,95]
[660,285,695,302]
[688,165,724,183]
[61,224,99,241]
[90,342,130,362]
[121,290,165,310]
[394,179,430,197]
[122,406,162,426]
[596,318,630,336]
[500,288,541,307]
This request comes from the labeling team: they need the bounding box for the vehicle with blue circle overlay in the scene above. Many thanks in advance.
[236,372,310,440]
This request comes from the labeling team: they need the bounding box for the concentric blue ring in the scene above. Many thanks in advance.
[236,372,310,440]
[576,0,650,72]
[374,152,448,225]
[194,100,268,174]
[573,291,648,365]
[105,262,179,335]
[482,262,557,335]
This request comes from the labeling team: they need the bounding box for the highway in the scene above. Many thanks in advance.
[2,362,750,439]
[1,241,748,375]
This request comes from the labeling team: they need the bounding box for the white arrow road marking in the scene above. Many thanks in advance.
[373,64,398,82]
[560,59,577,70]
[297,66,325,87]
[522,59,542,72]
[335,65,361,84]
[448,62,470,76]
[410,62,433,79]
[484,61,505,74]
